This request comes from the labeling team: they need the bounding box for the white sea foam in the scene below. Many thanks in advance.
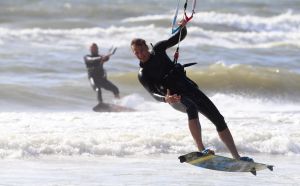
[194,11,300,32]
[0,20,299,50]
[122,10,300,32]
[122,14,170,23]
[187,26,300,48]
[0,94,299,159]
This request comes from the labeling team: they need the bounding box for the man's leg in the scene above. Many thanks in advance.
[188,118,205,151]
[96,88,103,103]
[218,127,240,159]
[191,88,241,159]
[172,96,206,152]
[100,78,120,98]
[89,77,103,103]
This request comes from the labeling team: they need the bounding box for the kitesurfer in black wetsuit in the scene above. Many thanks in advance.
[84,43,120,109]
[131,19,252,161]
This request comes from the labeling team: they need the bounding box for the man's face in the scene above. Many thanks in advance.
[90,45,98,55]
[131,44,150,63]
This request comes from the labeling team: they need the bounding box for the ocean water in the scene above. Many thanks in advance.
[0,0,299,185]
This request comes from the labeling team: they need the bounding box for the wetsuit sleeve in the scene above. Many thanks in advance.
[84,55,109,65]
[138,70,165,102]
[153,26,187,51]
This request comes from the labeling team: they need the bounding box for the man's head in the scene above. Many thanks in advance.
[131,38,150,63]
[90,43,99,56]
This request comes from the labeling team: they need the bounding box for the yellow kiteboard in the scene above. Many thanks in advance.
[179,152,273,175]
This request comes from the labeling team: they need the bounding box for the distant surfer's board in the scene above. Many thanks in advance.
[179,152,273,175]
[93,103,135,112]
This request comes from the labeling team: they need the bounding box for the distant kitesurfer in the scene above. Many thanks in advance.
[84,43,120,110]
[130,19,253,162]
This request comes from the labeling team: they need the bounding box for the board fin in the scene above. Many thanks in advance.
[267,165,274,171]
[250,168,257,176]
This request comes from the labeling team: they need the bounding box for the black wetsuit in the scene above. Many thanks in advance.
[138,26,227,132]
[84,54,119,103]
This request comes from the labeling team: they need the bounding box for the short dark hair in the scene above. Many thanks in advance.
[131,38,147,47]
[90,43,98,50]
